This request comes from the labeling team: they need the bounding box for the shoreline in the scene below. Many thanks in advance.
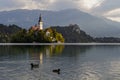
[1,43,120,45]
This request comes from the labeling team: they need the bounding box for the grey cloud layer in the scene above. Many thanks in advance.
[92,0,120,14]
[0,0,98,11]
[0,0,23,10]
[0,0,120,22]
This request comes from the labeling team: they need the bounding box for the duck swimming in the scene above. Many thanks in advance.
[30,63,39,70]
[52,69,60,74]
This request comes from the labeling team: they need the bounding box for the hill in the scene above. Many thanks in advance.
[0,24,22,42]
[0,9,120,37]
[0,23,120,43]
[51,24,94,43]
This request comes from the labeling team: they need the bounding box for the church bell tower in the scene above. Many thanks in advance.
[38,14,43,30]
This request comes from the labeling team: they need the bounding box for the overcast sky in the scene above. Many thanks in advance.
[0,0,120,22]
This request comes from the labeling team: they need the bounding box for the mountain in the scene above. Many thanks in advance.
[0,9,120,37]
[51,25,120,43]
[51,24,94,43]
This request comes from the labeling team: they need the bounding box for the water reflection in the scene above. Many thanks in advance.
[0,45,65,61]
[40,53,43,64]
[0,46,92,64]
[0,45,65,80]
[1,45,120,80]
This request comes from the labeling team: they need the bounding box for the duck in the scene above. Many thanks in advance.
[30,63,39,70]
[52,69,60,74]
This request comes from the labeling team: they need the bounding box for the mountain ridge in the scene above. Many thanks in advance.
[0,9,120,37]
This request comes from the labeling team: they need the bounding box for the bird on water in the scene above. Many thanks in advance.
[52,69,60,74]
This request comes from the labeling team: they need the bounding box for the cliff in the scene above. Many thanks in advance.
[51,24,94,43]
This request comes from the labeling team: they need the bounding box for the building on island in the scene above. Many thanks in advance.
[29,14,64,43]
[38,14,43,30]
[31,14,43,30]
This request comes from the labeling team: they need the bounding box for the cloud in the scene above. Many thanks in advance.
[74,0,104,12]
[106,17,120,22]
[47,0,77,10]
[96,0,120,22]
[0,0,56,11]
[104,8,120,22]
[0,0,120,22]
[104,8,120,17]
[46,0,105,12]
[0,0,23,11]
[30,0,56,10]
[0,0,119,13]
[13,0,56,10]
[0,0,105,11]
[92,0,120,14]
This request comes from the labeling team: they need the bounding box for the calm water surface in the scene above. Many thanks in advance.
[0,45,120,80]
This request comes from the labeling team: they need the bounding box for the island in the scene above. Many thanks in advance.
[0,14,120,43]
[1,23,120,43]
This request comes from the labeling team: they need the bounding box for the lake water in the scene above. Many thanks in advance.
[0,45,120,80]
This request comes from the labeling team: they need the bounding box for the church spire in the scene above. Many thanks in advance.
[39,14,42,22]
[38,14,43,30]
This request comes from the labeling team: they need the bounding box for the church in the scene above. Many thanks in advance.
[31,14,43,30]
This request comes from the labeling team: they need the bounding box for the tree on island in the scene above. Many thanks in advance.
[11,27,64,43]
[2,23,120,43]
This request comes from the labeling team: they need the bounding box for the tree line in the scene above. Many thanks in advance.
[11,27,64,43]
[0,24,64,43]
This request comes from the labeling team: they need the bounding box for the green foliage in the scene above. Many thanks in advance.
[0,33,9,42]
[11,29,28,43]
[11,27,65,43]
[0,24,22,43]
[55,33,64,43]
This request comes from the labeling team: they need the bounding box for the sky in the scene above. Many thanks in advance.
[0,0,120,22]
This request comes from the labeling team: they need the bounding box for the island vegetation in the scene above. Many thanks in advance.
[0,23,120,43]
[0,24,64,43]
[11,27,64,43]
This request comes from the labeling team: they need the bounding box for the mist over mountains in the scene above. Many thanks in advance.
[0,9,120,37]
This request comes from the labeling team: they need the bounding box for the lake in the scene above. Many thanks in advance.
[0,45,120,80]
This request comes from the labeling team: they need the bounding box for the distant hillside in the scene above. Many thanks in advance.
[0,9,120,37]
[0,24,22,42]
[95,37,120,43]
[51,24,120,43]
[51,24,94,43]
[0,24,22,34]
[0,23,120,43]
